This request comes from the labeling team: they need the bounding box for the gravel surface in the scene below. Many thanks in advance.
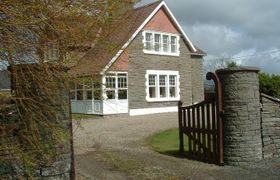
[73,112,280,180]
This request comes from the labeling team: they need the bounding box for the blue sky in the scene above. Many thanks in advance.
[137,0,280,74]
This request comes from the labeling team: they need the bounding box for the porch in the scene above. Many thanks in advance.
[70,72,128,115]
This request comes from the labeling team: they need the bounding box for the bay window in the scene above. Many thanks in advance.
[143,31,180,56]
[70,80,101,101]
[146,70,180,102]
[105,76,116,100]
[105,72,128,100]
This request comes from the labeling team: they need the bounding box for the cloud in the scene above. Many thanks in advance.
[137,0,280,74]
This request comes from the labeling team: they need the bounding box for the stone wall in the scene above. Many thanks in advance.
[128,30,204,109]
[261,93,280,158]
[0,65,73,179]
[215,67,280,166]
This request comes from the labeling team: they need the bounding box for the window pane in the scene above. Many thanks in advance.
[106,90,115,99]
[118,90,127,100]
[169,75,176,86]
[171,36,177,53]
[84,81,92,90]
[70,82,75,90]
[77,90,83,100]
[163,35,168,52]
[86,90,93,100]
[149,87,156,98]
[118,75,127,88]
[146,33,152,41]
[149,75,156,86]
[70,91,75,100]
[154,34,161,52]
[145,33,152,50]
[160,87,167,98]
[94,89,101,100]
[169,87,176,97]
[77,82,83,90]
[159,75,166,86]
[106,77,115,88]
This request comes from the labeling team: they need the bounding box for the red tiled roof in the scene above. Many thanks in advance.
[69,1,206,76]
[69,1,161,76]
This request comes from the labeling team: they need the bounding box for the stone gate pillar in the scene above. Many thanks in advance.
[216,67,262,166]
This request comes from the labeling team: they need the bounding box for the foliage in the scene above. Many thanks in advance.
[259,72,280,98]
[0,0,136,178]
[227,61,238,68]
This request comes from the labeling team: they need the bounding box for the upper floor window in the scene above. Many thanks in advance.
[143,31,180,56]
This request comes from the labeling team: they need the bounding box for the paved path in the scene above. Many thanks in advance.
[74,113,280,180]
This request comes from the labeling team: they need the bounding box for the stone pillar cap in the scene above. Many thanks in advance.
[216,66,260,74]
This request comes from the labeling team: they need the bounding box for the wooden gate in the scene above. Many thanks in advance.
[178,72,224,165]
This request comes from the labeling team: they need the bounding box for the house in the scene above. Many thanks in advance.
[69,0,206,116]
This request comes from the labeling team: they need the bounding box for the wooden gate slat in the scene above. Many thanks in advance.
[187,108,192,154]
[202,104,206,160]
[192,107,196,154]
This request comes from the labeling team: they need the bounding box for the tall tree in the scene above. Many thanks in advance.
[0,0,136,178]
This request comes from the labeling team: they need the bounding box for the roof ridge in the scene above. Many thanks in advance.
[133,0,162,11]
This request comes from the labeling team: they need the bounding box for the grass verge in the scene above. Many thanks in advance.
[147,128,189,157]
[71,113,99,120]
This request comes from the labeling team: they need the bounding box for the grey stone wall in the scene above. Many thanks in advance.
[191,56,204,103]
[127,30,204,109]
[216,68,262,166]
[261,93,280,158]
[0,65,73,179]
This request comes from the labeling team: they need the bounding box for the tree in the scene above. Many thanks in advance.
[259,72,280,98]
[0,0,136,178]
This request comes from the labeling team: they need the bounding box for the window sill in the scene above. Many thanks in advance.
[146,97,180,102]
[143,50,180,57]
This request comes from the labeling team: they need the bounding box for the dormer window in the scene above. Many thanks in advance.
[143,30,180,56]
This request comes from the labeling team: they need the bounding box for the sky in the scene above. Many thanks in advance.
[136,0,280,74]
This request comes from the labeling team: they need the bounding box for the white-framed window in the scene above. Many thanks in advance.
[70,80,101,101]
[142,30,180,56]
[104,72,128,100]
[145,70,180,102]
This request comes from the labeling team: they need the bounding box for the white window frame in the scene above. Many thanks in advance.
[103,72,128,101]
[142,30,180,56]
[70,80,95,101]
[145,70,180,102]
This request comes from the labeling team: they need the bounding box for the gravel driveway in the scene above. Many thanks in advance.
[73,113,280,180]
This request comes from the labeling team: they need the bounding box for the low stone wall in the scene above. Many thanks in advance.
[0,64,73,179]
[261,93,280,158]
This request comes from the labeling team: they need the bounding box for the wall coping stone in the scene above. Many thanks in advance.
[261,93,280,104]
[216,67,260,74]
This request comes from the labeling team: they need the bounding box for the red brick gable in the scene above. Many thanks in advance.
[144,8,179,34]
[110,49,129,71]
[110,7,181,72]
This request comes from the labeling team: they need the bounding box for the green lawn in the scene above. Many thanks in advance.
[71,113,99,120]
[147,128,189,156]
